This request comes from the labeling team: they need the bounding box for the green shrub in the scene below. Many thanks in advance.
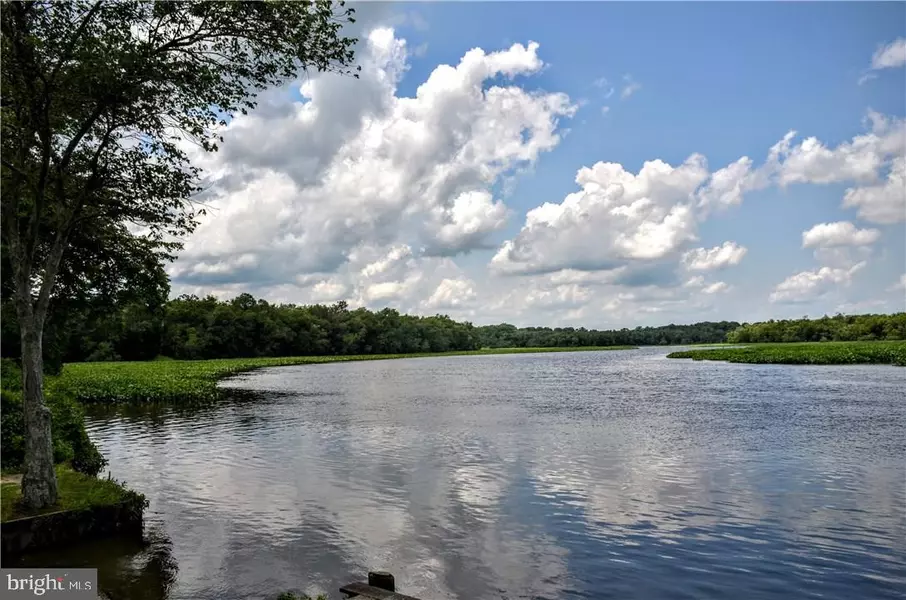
[0,389,27,467]
[667,341,906,366]
[1,359,107,476]
[85,341,121,363]
[1,357,20,388]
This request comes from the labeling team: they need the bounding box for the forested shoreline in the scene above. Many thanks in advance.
[727,313,906,343]
[1,293,903,368]
[1,293,735,365]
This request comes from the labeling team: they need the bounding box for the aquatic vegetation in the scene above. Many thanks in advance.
[49,347,636,404]
[667,341,906,366]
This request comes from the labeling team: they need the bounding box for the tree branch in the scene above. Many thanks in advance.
[1,157,34,184]
[57,101,108,174]
[36,118,119,324]
[8,2,54,272]
[47,0,105,86]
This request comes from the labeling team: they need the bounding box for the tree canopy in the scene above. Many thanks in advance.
[4,293,901,365]
[0,0,359,508]
[1,292,748,361]
[727,313,906,344]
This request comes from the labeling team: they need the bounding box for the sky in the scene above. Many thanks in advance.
[168,2,906,329]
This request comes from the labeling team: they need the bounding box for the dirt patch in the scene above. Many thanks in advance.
[1,474,22,486]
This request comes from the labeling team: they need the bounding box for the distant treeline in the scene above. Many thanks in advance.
[727,313,906,343]
[1,293,903,366]
[2,295,479,365]
[3,293,735,365]
[475,321,740,348]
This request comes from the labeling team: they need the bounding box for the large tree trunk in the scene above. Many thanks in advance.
[15,296,58,509]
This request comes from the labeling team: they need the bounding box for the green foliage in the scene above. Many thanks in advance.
[2,292,705,365]
[85,341,121,363]
[666,341,906,366]
[1,359,107,475]
[1,0,360,309]
[0,0,361,374]
[1,0,360,508]
[49,347,635,404]
[68,428,108,477]
[2,296,491,362]
[726,313,906,343]
[1,465,144,522]
[477,321,741,348]
[1,355,20,384]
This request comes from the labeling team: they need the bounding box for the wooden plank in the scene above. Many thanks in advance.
[339,581,423,600]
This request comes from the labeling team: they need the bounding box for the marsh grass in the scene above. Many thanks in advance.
[49,347,636,404]
[667,341,906,366]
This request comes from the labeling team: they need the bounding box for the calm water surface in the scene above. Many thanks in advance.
[18,348,906,599]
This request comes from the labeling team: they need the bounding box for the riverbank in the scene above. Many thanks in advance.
[1,466,144,522]
[1,466,146,557]
[666,341,906,365]
[48,346,636,404]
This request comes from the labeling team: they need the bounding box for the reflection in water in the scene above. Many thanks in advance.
[6,526,178,600]
[59,348,906,599]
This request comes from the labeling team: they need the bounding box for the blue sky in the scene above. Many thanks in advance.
[171,2,906,327]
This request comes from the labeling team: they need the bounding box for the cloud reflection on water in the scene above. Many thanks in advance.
[81,349,906,599]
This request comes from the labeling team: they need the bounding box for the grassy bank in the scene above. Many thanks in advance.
[1,466,144,522]
[48,346,636,404]
[667,341,906,366]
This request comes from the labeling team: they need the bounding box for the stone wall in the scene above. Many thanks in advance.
[1,501,143,557]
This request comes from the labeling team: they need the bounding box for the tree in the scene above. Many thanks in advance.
[0,0,358,508]
[2,216,174,372]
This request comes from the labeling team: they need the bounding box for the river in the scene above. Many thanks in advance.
[15,347,906,599]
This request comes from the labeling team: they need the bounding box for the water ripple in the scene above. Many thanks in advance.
[69,348,906,600]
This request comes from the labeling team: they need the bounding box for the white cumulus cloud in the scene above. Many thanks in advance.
[811,246,874,270]
[683,275,706,288]
[859,38,906,84]
[702,281,731,294]
[801,221,881,248]
[424,278,477,309]
[428,191,509,256]
[490,110,900,302]
[166,19,904,327]
[696,157,771,211]
[310,279,351,303]
[871,37,906,70]
[842,156,906,224]
[491,154,709,275]
[769,263,866,304]
[769,113,905,187]
[172,27,575,298]
[681,241,748,271]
